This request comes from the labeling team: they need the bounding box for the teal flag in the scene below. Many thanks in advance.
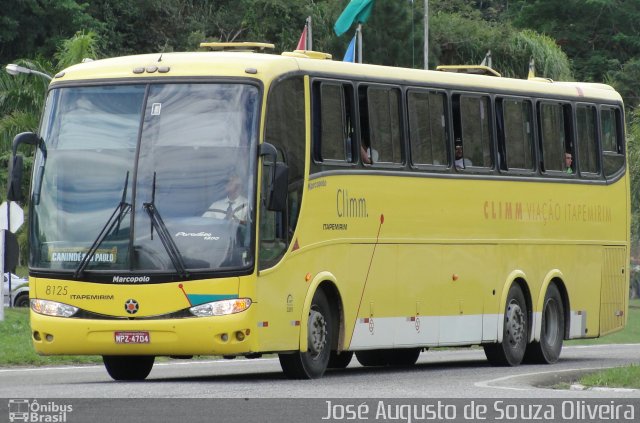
[334,0,375,36]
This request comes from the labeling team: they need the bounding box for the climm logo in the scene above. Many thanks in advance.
[336,189,368,218]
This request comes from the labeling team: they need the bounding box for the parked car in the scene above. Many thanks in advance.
[2,273,29,307]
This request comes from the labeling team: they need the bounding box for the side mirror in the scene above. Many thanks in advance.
[6,155,23,202]
[259,142,289,212]
[12,132,41,156]
[268,162,288,212]
[7,132,43,202]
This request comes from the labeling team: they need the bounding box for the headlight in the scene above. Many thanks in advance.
[190,298,252,317]
[31,299,78,318]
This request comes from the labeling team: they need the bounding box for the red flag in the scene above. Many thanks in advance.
[296,25,307,50]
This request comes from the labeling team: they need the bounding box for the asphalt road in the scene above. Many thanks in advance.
[1,344,639,399]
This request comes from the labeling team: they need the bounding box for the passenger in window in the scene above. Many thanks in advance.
[360,144,372,164]
[454,144,472,169]
[203,172,248,222]
[564,152,574,174]
[360,143,378,164]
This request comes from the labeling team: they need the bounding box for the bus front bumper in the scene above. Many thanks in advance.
[30,309,258,356]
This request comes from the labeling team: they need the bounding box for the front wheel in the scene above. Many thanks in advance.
[279,290,333,379]
[524,284,564,364]
[484,284,528,366]
[102,355,155,381]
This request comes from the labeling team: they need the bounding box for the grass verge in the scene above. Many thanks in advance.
[0,308,101,366]
[579,364,640,389]
[565,299,640,389]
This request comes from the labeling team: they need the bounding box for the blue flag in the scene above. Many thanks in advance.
[343,36,356,62]
[334,0,375,36]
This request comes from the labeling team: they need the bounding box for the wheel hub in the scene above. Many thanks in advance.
[506,302,525,347]
[308,309,327,357]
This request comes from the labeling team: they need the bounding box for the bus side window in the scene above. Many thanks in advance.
[498,97,535,172]
[260,76,306,269]
[359,85,403,165]
[601,106,625,179]
[454,94,492,169]
[539,102,573,174]
[407,89,448,168]
[576,104,599,176]
[313,81,355,163]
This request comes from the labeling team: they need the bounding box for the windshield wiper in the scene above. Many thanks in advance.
[74,172,131,279]
[143,172,189,279]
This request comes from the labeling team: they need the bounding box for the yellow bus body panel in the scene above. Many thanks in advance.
[30,50,629,357]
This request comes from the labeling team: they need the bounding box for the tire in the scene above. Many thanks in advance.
[355,350,388,367]
[355,348,422,367]
[14,293,29,308]
[387,348,422,367]
[102,355,155,381]
[484,284,528,366]
[279,290,333,379]
[524,284,565,364]
[328,351,353,369]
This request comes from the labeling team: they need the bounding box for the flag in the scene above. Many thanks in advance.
[296,25,308,50]
[334,0,375,36]
[343,36,356,62]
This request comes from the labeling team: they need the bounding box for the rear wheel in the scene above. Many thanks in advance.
[328,351,353,369]
[356,348,422,367]
[279,290,333,379]
[484,284,528,366]
[524,284,564,364]
[387,348,422,366]
[355,350,388,367]
[102,355,155,381]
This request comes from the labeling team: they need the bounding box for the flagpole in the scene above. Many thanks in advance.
[357,24,362,63]
[424,0,429,69]
[307,16,313,51]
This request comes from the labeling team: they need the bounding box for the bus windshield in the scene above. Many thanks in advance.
[31,82,260,276]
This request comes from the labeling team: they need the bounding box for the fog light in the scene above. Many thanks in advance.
[236,331,245,341]
[33,331,41,341]
[221,333,229,342]
[45,334,54,342]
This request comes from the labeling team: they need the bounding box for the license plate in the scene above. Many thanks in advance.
[114,331,150,344]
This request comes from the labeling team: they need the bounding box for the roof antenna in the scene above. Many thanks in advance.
[158,40,169,62]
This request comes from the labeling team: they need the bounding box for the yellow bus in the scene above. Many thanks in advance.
[9,43,628,380]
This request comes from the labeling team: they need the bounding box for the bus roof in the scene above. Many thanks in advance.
[52,49,622,104]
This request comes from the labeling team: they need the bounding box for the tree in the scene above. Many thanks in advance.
[510,0,640,83]
[627,109,640,257]
[0,0,98,65]
[608,58,640,110]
